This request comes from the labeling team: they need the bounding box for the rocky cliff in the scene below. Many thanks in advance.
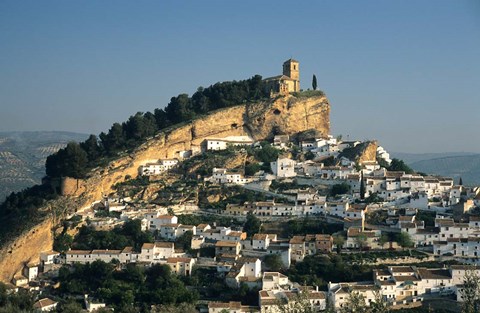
[0,94,330,283]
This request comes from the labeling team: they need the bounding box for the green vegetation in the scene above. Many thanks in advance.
[287,254,373,289]
[281,218,343,238]
[290,89,325,98]
[58,261,197,311]
[0,183,57,245]
[264,254,284,271]
[243,212,261,237]
[0,282,34,312]
[71,220,154,251]
[312,74,317,91]
[198,185,267,211]
[415,210,436,227]
[396,232,415,249]
[245,141,280,164]
[244,162,261,176]
[387,158,415,174]
[330,182,351,197]
[269,180,300,192]
[45,75,269,180]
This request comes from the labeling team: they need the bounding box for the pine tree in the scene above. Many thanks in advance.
[312,74,318,90]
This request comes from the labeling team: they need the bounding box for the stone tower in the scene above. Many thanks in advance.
[283,58,300,92]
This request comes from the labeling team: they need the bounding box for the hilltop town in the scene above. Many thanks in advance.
[1,59,480,313]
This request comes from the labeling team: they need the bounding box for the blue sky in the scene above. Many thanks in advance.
[0,1,479,153]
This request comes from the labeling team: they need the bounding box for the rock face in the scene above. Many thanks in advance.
[0,219,54,282]
[63,94,330,202]
[0,94,330,283]
[357,141,378,164]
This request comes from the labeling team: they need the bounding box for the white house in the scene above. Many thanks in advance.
[33,298,58,312]
[139,159,179,176]
[205,136,254,151]
[166,257,196,276]
[206,168,253,185]
[271,158,296,178]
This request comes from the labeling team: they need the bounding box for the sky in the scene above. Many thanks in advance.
[0,1,479,153]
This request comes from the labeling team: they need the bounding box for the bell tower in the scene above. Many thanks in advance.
[282,59,300,92]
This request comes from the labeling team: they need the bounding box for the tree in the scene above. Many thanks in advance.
[378,234,390,250]
[244,162,261,176]
[360,171,366,200]
[46,142,88,178]
[312,74,318,91]
[461,269,480,313]
[333,235,345,253]
[459,177,463,186]
[264,254,284,271]
[339,291,368,313]
[276,290,316,313]
[57,300,84,313]
[243,212,261,237]
[396,232,414,250]
[387,158,414,174]
[371,288,389,313]
[80,134,103,164]
[330,183,351,197]
[355,234,368,251]
[305,151,315,160]
[175,230,193,251]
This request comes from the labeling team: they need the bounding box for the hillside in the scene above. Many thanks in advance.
[0,131,88,201]
[391,152,480,185]
[0,93,330,282]
[409,155,480,186]
[391,152,477,164]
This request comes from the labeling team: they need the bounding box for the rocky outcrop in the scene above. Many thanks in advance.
[339,141,378,165]
[357,141,378,164]
[0,219,54,282]
[0,94,330,283]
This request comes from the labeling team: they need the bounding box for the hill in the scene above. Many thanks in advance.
[391,152,480,185]
[0,131,88,201]
[0,93,330,282]
[391,152,478,164]
[409,155,480,186]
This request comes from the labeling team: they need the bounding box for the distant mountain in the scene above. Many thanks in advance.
[0,131,88,201]
[391,152,480,186]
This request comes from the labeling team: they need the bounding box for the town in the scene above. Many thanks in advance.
[3,60,480,313]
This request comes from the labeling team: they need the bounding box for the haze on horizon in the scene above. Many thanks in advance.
[0,1,479,154]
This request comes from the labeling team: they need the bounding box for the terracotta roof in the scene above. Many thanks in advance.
[394,275,421,282]
[167,257,193,263]
[155,242,174,248]
[390,266,414,273]
[208,301,242,309]
[67,250,91,255]
[91,249,121,255]
[253,234,268,240]
[418,269,451,280]
[33,298,57,309]
[216,241,239,247]
[142,243,155,250]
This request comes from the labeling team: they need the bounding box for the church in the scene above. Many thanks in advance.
[264,58,300,95]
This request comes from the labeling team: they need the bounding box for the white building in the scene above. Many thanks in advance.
[271,158,296,178]
[139,159,179,176]
[205,136,254,151]
[206,168,254,185]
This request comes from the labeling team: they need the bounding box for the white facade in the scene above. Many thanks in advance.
[271,158,296,178]
[205,136,254,151]
[139,159,179,176]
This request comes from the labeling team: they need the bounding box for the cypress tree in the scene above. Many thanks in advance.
[360,171,366,200]
[312,74,318,90]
